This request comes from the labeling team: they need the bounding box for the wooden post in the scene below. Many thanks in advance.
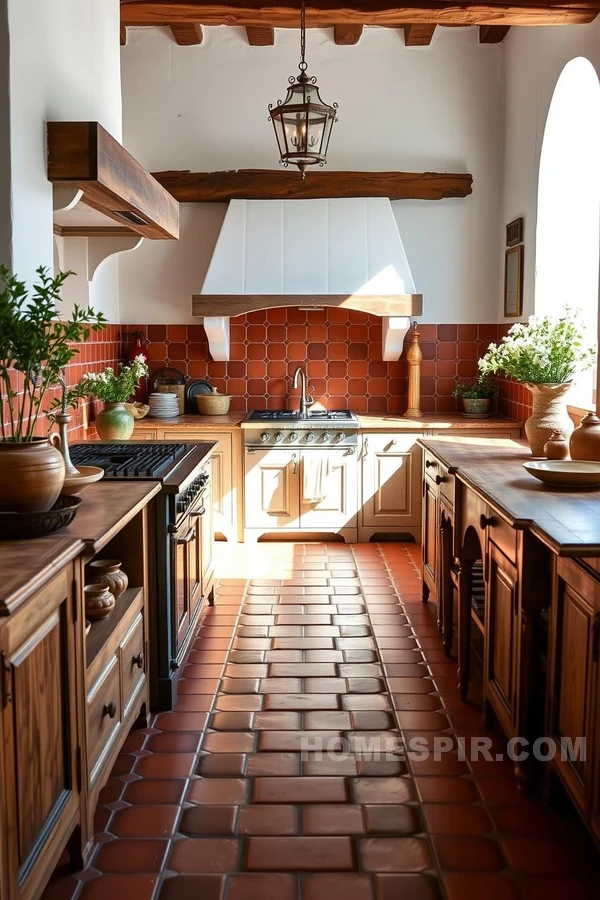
[405,322,423,418]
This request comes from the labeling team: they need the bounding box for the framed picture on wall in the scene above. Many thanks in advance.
[504,245,524,317]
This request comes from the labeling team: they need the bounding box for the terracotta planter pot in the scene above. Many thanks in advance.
[462,398,491,416]
[96,402,135,441]
[0,438,66,513]
[524,382,574,457]
[570,412,600,461]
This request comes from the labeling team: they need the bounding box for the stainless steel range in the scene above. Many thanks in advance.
[70,441,215,710]
[243,409,359,448]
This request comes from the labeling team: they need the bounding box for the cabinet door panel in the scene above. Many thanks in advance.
[244,449,299,529]
[485,542,518,727]
[422,479,438,590]
[168,431,233,538]
[362,434,421,527]
[300,450,358,529]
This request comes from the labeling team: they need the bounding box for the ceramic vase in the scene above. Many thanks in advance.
[462,398,491,417]
[543,430,570,460]
[84,583,115,620]
[569,412,600,461]
[88,559,128,599]
[95,402,134,441]
[0,438,66,513]
[524,383,573,457]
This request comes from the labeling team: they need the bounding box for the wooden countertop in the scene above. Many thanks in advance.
[420,436,600,556]
[0,537,84,616]
[60,480,161,553]
[135,413,520,432]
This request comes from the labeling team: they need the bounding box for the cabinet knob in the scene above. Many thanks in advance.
[425,459,436,468]
[479,514,495,529]
[133,652,144,670]
[435,474,445,485]
[103,700,117,719]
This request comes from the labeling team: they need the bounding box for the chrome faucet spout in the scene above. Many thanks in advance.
[293,366,309,416]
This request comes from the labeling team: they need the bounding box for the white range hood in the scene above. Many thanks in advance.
[193,197,422,361]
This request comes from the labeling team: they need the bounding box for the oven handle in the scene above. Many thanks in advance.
[190,507,206,518]
[175,527,196,545]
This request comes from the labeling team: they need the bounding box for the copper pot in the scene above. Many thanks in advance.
[0,439,66,513]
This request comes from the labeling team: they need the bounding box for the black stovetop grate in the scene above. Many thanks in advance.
[246,410,357,422]
[69,442,188,478]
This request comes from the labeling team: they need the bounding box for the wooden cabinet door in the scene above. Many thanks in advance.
[422,477,439,593]
[0,569,80,897]
[169,430,234,539]
[485,540,519,733]
[362,434,422,528]
[172,514,202,652]
[200,474,214,599]
[550,558,600,818]
[244,449,300,529]
[300,450,358,529]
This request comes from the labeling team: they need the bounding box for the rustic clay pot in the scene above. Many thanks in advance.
[543,430,570,460]
[0,438,66,513]
[96,402,135,440]
[524,383,574,457]
[463,398,491,416]
[84,584,115,620]
[88,559,128,599]
[569,412,600,462]
[196,388,232,415]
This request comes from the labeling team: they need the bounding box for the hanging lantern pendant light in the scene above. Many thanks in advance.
[268,0,338,177]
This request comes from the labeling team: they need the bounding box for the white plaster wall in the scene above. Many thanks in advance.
[120,26,504,324]
[501,19,600,321]
[6,0,122,313]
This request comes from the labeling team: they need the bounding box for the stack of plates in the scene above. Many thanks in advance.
[149,392,180,418]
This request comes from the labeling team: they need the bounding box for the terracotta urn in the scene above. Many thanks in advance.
[84,584,115,620]
[0,438,66,513]
[96,402,135,441]
[88,559,128,599]
[569,412,600,461]
[543,431,570,460]
[524,383,574,457]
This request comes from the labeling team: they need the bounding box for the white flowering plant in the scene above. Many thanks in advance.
[478,311,596,384]
[76,356,149,404]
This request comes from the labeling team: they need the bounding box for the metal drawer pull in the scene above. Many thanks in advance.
[133,653,144,670]
[435,474,446,485]
[1,652,11,706]
[363,437,369,458]
[177,528,196,545]
[425,459,436,468]
[479,514,495,529]
[292,452,298,474]
[103,700,117,719]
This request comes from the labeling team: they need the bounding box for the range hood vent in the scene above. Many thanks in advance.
[192,198,422,361]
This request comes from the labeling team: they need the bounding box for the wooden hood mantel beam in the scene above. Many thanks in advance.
[152,169,473,202]
[120,1,600,28]
[193,294,423,318]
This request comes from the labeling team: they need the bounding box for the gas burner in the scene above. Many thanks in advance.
[245,409,357,423]
[69,442,188,478]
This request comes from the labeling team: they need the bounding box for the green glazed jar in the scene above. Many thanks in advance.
[95,402,135,441]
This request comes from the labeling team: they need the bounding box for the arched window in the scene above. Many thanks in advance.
[535,57,600,409]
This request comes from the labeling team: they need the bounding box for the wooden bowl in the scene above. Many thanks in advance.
[196,392,231,415]
[61,466,104,496]
[523,460,600,489]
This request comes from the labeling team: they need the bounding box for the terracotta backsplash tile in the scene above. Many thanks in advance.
[125,312,504,416]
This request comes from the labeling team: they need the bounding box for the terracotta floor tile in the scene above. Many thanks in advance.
[227,873,298,900]
[179,805,237,836]
[78,875,159,900]
[188,778,249,805]
[134,753,196,778]
[153,712,209,732]
[123,778,187,806]
[269,662,338,675]
[501,837,573,874]
[364,805,422,835]
[487,802,559,838]
[374,874,442,900]
[304,711,352,730]
[202,732,256,753]
[302,804,365,834]
[40,877,79,900]
[442,873,521,900]
[168,838,240,873]
[351,712,395,731]
[519,876,597,900]
[432,836,506,871]
[109,805,179,838]
[178,678,220,694]
[359,837,433,872]
[214,695,264,711]
[303,677,348,692]
[237,805,298,835]
[259,678,303,693]
[197,753,246,776]
[246,752,301,776]
[254,711,303,730]
[210,711,254,731]
[174,695,215,713]
[346,678,385,693]
[258,730,344,752]
[304,873,374,900]
[303,755,359,776]
[352,778,415,805]
[94,839,168,873]
[358,758,407,777]
[253,776,348,804]
[342,695,391,711]
[422,804,492,835]
[246,836,355,870]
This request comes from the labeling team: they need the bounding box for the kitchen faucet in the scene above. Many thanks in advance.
[292,366,313,417]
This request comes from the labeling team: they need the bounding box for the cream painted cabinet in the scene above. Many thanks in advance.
[244,448,300,530]
[300,449,358,530]
[360,432,422,541]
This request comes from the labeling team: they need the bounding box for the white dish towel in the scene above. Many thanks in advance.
[303,453,332,503]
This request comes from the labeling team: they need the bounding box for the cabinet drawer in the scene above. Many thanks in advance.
[130,429,158,440]
[423,449,442,485]
[487,511,517,564]
[120,612,145,718]
[87,655,121,780]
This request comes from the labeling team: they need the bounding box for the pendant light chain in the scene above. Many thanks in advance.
[299,0,307,72]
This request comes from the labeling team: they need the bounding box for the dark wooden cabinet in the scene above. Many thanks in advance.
[0,566,81,900]
[422,475,439,602]
[485,540,519,736]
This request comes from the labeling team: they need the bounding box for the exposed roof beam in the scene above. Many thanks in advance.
[120,23,128,44]
[403,24,436,45]
[246,25,275,44]
[334,24,364,44]
[120,1,600,28]
[151,168,474,202]
[170,22,203,42]
[479,24,512,40]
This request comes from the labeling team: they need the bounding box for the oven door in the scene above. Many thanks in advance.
[171,493,206,659]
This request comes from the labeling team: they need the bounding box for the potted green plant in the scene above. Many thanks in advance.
[76,357,149,440]
[452,375,498,417]
[478,310,596,455]
[0,266,106,513]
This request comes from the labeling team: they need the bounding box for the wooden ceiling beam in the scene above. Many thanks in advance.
[334,24,363,44]
[151,168,473,202]
[120,1,600,28]
[479,24,511,40]
[403,24,436,45]
[120,23,128,44]
[246,25,275,44]
[170,22,203,43]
